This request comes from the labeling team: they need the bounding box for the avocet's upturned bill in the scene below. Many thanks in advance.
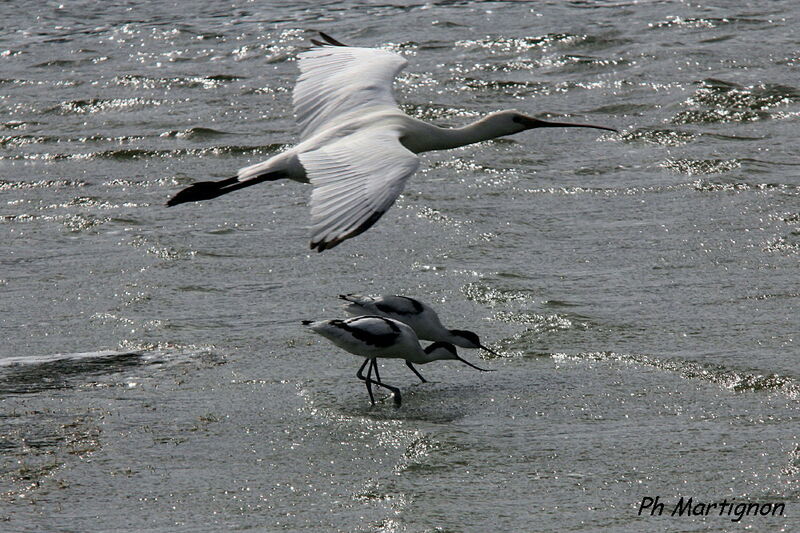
[302,315,492,406]
[340,293,499,356]
[167,32,617,252]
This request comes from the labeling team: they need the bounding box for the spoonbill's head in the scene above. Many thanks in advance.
[449,329,501,357]
[507,110,618,134]
[424,341,494,371]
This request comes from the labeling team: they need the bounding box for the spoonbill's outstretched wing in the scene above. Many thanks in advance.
[293,39,408,140]
[300,128,420,252]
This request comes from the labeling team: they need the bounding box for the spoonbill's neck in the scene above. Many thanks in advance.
[405,115,513,153]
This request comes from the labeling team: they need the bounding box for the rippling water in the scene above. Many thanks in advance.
[2,1,798,531]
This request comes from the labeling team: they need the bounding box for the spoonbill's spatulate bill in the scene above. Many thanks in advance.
[168,32,617,252]
[340,293,499,356]
[303,315,492,406]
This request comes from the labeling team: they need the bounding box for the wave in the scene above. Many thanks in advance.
[553,351,800,399]
[660,158,742,175]
[159,127,234,139]
[111,74,241,90]
[0,344,222,395]
[0,350,140,368]
[45,97,169,115]
[455,33,587,52]
[1,143,285,162]
[671,78,799,124]
[0,179,88,190]
[619,128,697,146]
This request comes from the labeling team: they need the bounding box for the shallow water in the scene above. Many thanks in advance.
[1,1,799,531]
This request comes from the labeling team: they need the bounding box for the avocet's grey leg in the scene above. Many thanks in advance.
[356,358,375,405]
[406,361,427,383]
[370,359,402,406]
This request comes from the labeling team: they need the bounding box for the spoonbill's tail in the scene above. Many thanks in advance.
[166,171,284,207]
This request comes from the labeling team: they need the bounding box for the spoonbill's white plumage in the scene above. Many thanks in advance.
[340,293,499,356]
[168,32,617,251]
[302,315,492,406]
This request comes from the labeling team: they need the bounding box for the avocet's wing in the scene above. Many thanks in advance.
[304,315,403,348]
[375,295,426,315]
[299,128,420,252]
[293,41,408,140]
[342,316,404,346]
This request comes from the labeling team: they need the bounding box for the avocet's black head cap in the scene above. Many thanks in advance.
[450,329,500,357]
[425,340,494,372]
[450,329,481,348]
[424,341,458,357]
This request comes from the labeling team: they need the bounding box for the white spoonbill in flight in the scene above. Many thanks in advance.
[168,32,617,251]
[302,315,492,406]
[340,293,499,356]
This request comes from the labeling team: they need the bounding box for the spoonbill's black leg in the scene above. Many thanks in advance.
[356,358,375,405]
[406,361,427,383]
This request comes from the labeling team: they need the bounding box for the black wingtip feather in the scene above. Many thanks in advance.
[301,320,314,325]
[319,31,347,46]
[310,210,386,253]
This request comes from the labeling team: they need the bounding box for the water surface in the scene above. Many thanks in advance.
[1,1,798,531]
